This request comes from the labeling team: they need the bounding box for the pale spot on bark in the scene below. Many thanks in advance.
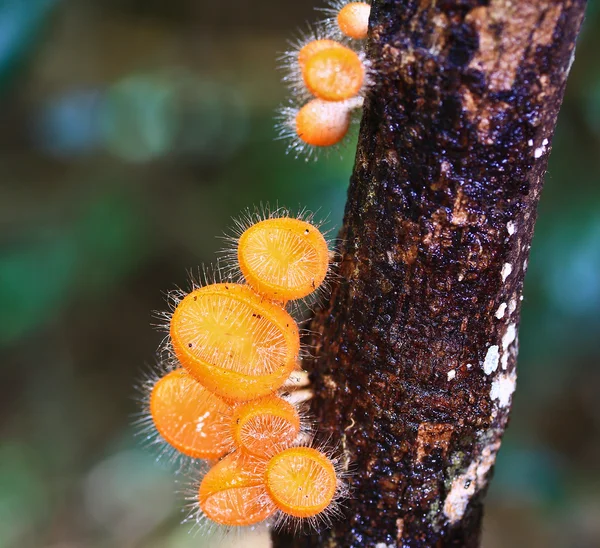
[386,149,399,167]
[500,323,517,370]
[501,263,513,282]
[396,519,404,542]
[483,345,500,375]
[495,303,507,319]
[491,370,517,407]
[451,187,469,226]
[461,87,510,144]
[443,442,500,523]
[466,1,543,92]
[532,4,563,46]
[416,422,455,462]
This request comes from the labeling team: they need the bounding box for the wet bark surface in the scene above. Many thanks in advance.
[273,0,586,546]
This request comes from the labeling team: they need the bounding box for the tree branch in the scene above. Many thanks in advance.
[274,0,586,546]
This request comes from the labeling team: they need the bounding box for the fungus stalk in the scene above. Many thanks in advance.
[274,0,587,546]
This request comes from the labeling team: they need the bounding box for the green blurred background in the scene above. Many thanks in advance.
[0,1,599,547]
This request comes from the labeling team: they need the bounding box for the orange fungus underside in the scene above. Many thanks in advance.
[302,45,364,101]
[150,369,235,459]
[199,452,276,526]
[170,283,300,401]
[295,99,352,148]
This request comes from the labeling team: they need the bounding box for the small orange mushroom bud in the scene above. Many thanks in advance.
[337,2,371,40]
[199,451,276,526]
[302,44,364,101]
[265,447,338,518]
[230,395,301,458]
[277,97,364,157]
[170,283,300,401]
[237,216,330,302]
[296,98,353,147]
[149,369,235,459]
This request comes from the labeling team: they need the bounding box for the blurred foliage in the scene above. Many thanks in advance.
[0,0,599,547]
[0,0,60,95]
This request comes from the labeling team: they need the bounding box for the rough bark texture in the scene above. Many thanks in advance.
[273,0,586,547]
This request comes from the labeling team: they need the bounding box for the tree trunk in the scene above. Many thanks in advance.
[273,0,586,546]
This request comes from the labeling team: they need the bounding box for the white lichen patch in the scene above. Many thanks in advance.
[508,299,517,315]
[443,441,500,524]
[501,263,513,282]
[482,345,500,375]
[443,468,476,523]
[567,48,576,75]
[534,139,549,159]
[495,302,507,319]
[502,323,516,348]
[447,369,456,381]
[500,323,517,369]
[506,221,516,236]
[490,371,517,407]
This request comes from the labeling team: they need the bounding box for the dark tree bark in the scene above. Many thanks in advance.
[274,0,586,547]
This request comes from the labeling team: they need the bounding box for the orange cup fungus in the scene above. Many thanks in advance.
[150,369,235,459]
[265,447,338,518]
[338,2,371,40]
[199,451,277,527]
[144,209,342,531]
[302,44,364,102]
[278,2,371,157]
[296,98,354,147]
[170,283,300,401]
[298,39,345,70]
[237,217,330,302]
[230,395,301,458]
